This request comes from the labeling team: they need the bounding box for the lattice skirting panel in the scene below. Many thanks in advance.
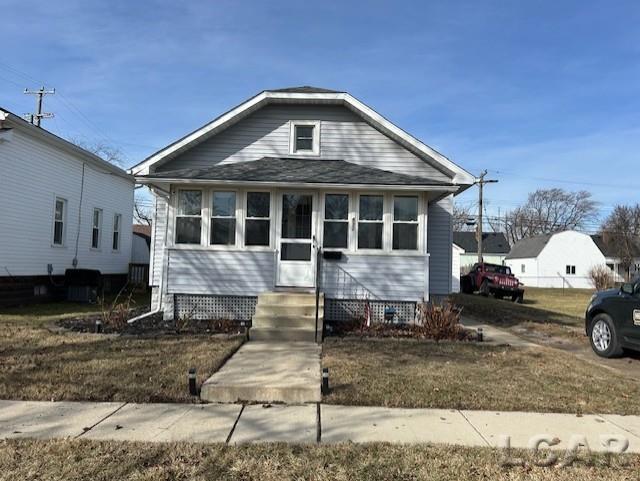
[174,294,257,321]
[325,298,417,323]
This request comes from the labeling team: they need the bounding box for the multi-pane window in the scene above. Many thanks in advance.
[245,192,271,246]
[358,195,383,249]
[52,197,66,246]
[392,196,418,250]
[112,214,121,251]
[295,125,314,151]
[323,194,349,249]
[175,190,202,244]
[566,265,576,275]
[210,192,236,245]
[91,208,102,249]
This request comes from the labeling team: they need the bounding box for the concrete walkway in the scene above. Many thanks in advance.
[460,317,539,348]
[1,400,639,453]
[200,341,321,404]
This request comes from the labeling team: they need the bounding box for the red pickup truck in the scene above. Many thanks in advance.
[460,263,525,303]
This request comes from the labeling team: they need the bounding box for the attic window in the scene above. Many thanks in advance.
[290,121,320,155]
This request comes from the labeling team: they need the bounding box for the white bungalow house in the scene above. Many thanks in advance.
[129,87,474,338]
[0,108,134,305]
[504,230,639,289]
[453,231,510,269]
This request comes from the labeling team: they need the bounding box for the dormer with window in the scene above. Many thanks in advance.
[289,120,320,155]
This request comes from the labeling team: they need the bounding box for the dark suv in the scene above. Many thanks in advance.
[585,278,640,357]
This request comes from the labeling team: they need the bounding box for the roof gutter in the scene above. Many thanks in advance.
[135,176,459,192]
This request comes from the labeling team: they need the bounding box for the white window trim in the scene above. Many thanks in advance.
[391,194,420,252]
[289,120,321,156]
[244,190,273,249]
[321,192,350,251]
[52,196,67,248]
[112,213,122,252]
[173,188,204,246]
[356,192,386,252]
[209,190,239,248]
[91,208,103,250]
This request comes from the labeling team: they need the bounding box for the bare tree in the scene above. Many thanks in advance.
[503,188,598,244]
[453,204,474,231]
[73,139,152,226]
[134,191,153,226]
[600,204,640,279]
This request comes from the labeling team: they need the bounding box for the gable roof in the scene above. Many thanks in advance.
[505,234,553,260]
[129,88,475,186]
[138,157,455,189]
[591,234,640,259]
[453,232,510,254]
[0,107,133,181]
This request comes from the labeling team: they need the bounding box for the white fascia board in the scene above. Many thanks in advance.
[129,90,475,186]
[136,177,458,193]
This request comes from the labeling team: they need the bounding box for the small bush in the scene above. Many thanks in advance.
[414,300,462,341]
[100,285,135,330]
[589,265,614,291]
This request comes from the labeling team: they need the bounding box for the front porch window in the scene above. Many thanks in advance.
[358,194,383,249]
[210,191,236,245]
[176,189,202,244]
[392,195,418,250]
[323,193,349,249]
[245,191,271,246]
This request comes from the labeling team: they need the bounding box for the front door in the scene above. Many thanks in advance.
[277,192,316,287]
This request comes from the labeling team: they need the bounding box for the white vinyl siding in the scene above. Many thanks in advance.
[321,253,425,301]
[0,127,133,276]
[166,249,275,295]
[157,105,450,181]
[150,195,168,286]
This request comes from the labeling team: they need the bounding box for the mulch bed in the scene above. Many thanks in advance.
[326,320,478,341]
[57,310,245,336]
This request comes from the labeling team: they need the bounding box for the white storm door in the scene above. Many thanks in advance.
[276,192,316,287]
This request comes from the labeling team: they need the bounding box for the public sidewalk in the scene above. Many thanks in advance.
[1,400,639,452]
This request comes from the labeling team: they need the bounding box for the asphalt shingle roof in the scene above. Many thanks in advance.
[505,234,553,260]
[591,234,640,258]
[453,232,510,254]
[143,157,452,187]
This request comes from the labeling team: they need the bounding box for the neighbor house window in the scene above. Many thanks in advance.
[392,195,418,250]
[210,191,236,245]
[112,214,121,251]
[358,195,383,249]
[289,121,320,155]
[323,194,349,249]
[52,197,66,246]
[91,208,103,249]
[245,192,271,246]
[566,265,576,275]
[175,190,202,244]
[521,264,526,274]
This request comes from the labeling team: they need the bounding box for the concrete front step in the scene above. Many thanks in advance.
[255,304,321,317]
[250,327,317,342]
[252,314,319,329]
[258,292,323,305]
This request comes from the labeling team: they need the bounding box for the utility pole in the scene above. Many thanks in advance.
[476,170,498,263]
[23,86,55,127]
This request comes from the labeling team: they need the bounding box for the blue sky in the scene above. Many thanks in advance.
[1,0,639,227]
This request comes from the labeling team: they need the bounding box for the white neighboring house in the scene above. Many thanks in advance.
[0,108,134,304]
[453,231,510,270]
[590,234,640,282]
[505,230,609,289]
[129,86,475,324]
[451,243,465,293]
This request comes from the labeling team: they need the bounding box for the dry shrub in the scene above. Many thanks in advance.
[415,301,462,341]
[589,265,615,291]
[100,286,134,330]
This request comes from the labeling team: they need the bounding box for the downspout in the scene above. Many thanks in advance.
[128,185,170,324]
